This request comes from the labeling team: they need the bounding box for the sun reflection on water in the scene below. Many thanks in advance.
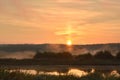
[110,70,120,77]
[68,69,88,77]
[9,68,120,77]
[9,69,89,77]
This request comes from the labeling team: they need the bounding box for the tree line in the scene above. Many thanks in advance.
[34,50,120,60]
[0,50,120,65]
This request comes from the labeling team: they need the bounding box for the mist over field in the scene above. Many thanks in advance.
[0,43,120,59]
[0,51,35,59]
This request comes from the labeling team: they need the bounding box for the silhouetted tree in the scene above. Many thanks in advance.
[34,51,73,59]
[34,51,43,59]
[56,52,73,59]
[34,51,56,59]
[76,53,93,60]
[94,51,114,59]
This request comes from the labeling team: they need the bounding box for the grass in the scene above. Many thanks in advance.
[0,69,120,80]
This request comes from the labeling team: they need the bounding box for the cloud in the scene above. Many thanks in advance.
[0,0,120,44]
[55,25,82,36]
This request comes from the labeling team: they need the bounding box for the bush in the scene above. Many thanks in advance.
[94,51,114,59]
[34,51,73,59]
[76,53,93,60]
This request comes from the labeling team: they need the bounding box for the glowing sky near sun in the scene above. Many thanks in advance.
[0,0,120,44]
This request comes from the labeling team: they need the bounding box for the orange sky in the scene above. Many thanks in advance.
[0,0,120,44]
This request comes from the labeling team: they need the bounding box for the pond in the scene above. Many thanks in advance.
[1,65,120,77]
[8,68,120,77]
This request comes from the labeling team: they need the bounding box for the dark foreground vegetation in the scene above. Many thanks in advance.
[0,69,120,80]
[0,50,120,65]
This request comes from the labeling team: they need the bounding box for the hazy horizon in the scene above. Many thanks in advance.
[0,0,120,44]
[0,42,120,45]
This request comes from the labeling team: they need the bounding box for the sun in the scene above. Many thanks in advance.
[67,40,72,46]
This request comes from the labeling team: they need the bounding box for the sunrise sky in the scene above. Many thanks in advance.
[0,0,120,44]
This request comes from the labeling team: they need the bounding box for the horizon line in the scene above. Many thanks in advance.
[0,42,120,46]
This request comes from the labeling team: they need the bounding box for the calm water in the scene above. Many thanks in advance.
[9,68,90,77]
[1,65,119,77]
[7,69,120,77]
